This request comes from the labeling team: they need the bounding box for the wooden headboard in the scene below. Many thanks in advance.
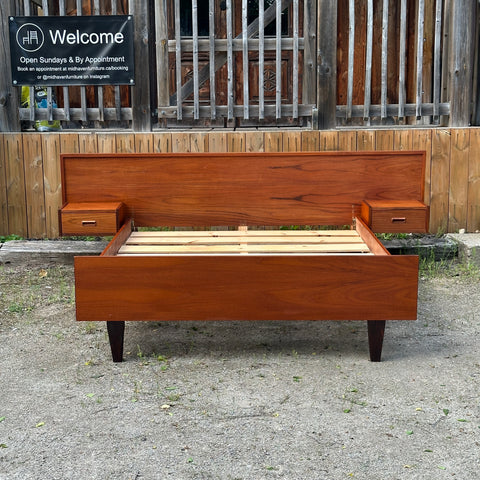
[61,151,426,227]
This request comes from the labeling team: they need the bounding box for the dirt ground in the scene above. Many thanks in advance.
[0,260,479,480]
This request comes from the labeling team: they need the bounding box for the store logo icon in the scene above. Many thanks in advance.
[16,23,45,52]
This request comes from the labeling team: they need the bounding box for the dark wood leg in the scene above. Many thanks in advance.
[367,320,386,362]
[107,321,125,362]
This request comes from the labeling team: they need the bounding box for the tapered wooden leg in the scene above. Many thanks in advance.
[367,320,386,362]
[107,321,125,362]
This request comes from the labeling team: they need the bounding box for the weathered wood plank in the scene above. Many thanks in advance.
[228,133,246,152]
[172,133,191,152]
[319,131,339,151]
[337,130,357,151]
[467,129,480,232]
[301,131,320,151]
[282,131,302,152]
[264,132,283,152]
[116,133,136,153]
[96,133,116,153]
[448,129,469,232]
[357,130,375,151]
[375,130,394,151]
[245,132,264,152]
[135,134,154,153]
[153,133,172,153]
[412,129,432,206]
[3,135,27,236]
[316,0,337,128]
[23,134,46,238]
[60,133,80,154]
[429,129,451,233]
[394,129,414,150]
[190,133,208,153]
[42,134,62,238]
[208,132,228,152]
[0,135,8,234]
[78,133,97,153]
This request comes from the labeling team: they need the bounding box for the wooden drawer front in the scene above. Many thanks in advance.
[361,200,429,233]
[60,202,125,236]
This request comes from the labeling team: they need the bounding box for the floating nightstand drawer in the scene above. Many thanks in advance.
[60,202,126,236]
[361,200,429,233]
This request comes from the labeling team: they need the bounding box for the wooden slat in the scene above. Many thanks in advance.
[42,134,62,238]
[242,0,249,119]
[448,129,469,232]
[3,136,26,237]
[375,130,394,151]
[116,133,135,153]
[412,129,432,206]
[23,134,45,238]
[292,0,299,119]
[429,129,451,233]
[153,133,172,153]
[416,0,425,119]
[398,0,407,119]
[432,0,443,121]
[174,0,182,120]
[209,0,216,120]
[130,230,360,238]
[226,0,234,120]
[0,135,8,234]
[155,0,169,111]
[135,134,154,153]
[275,0,282,119]
[363,0,373,121]
[346,0,355,120]
[467,129,480,232]
[192,0,200,120]
[380,0,389,119]
[258,0,265,119]
[118,243,371,255]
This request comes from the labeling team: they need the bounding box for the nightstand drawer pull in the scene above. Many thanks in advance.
[82,220,97,226]
[391,217,406,223]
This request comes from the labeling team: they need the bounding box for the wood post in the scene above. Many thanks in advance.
[449,0,476,127]
[130,0,152,132]
[316,0,337,130]
[0,0,20,132]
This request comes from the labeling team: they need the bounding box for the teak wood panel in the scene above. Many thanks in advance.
[61,151,425,227]
[74,254,419,322]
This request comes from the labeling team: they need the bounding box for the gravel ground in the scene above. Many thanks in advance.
[0,261,479,480]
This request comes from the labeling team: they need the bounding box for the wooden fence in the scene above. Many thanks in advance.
[1,127,479,238]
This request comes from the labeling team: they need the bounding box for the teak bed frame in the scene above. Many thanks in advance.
[60,151,428,362]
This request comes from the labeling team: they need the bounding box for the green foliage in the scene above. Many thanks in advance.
[0,234,23,243]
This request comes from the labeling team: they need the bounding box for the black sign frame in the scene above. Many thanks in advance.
[9,16,135,86]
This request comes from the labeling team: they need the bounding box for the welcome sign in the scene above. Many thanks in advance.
[9,16,134,86]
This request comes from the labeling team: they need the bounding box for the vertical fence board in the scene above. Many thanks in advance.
[190,133,208,152]
[375,130,394,150]
[337,130,357,151]
[228,133,246,152]
[208,132,228,152]
[467,129,480,232]
[22,134,46,238]
[412,129,432,206]
[301,131,320,151]
[264,132,283,152]
[42,134,62,238]
[394,129,414,150]
[116,133,136,153]
[283,131,302,152]
[135,134,154,153]
[172,133,191,152]
[0,135,8,234]
[245,132,265,152]
[319,131,339,151]
[430,129,451,233]
[357,130,375,151]
[4,134,27,236]
[78,133,97,153]
[60,134,80,154]
[153,133,172,153]
[97,133,117,153]
[448,129,470,231]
